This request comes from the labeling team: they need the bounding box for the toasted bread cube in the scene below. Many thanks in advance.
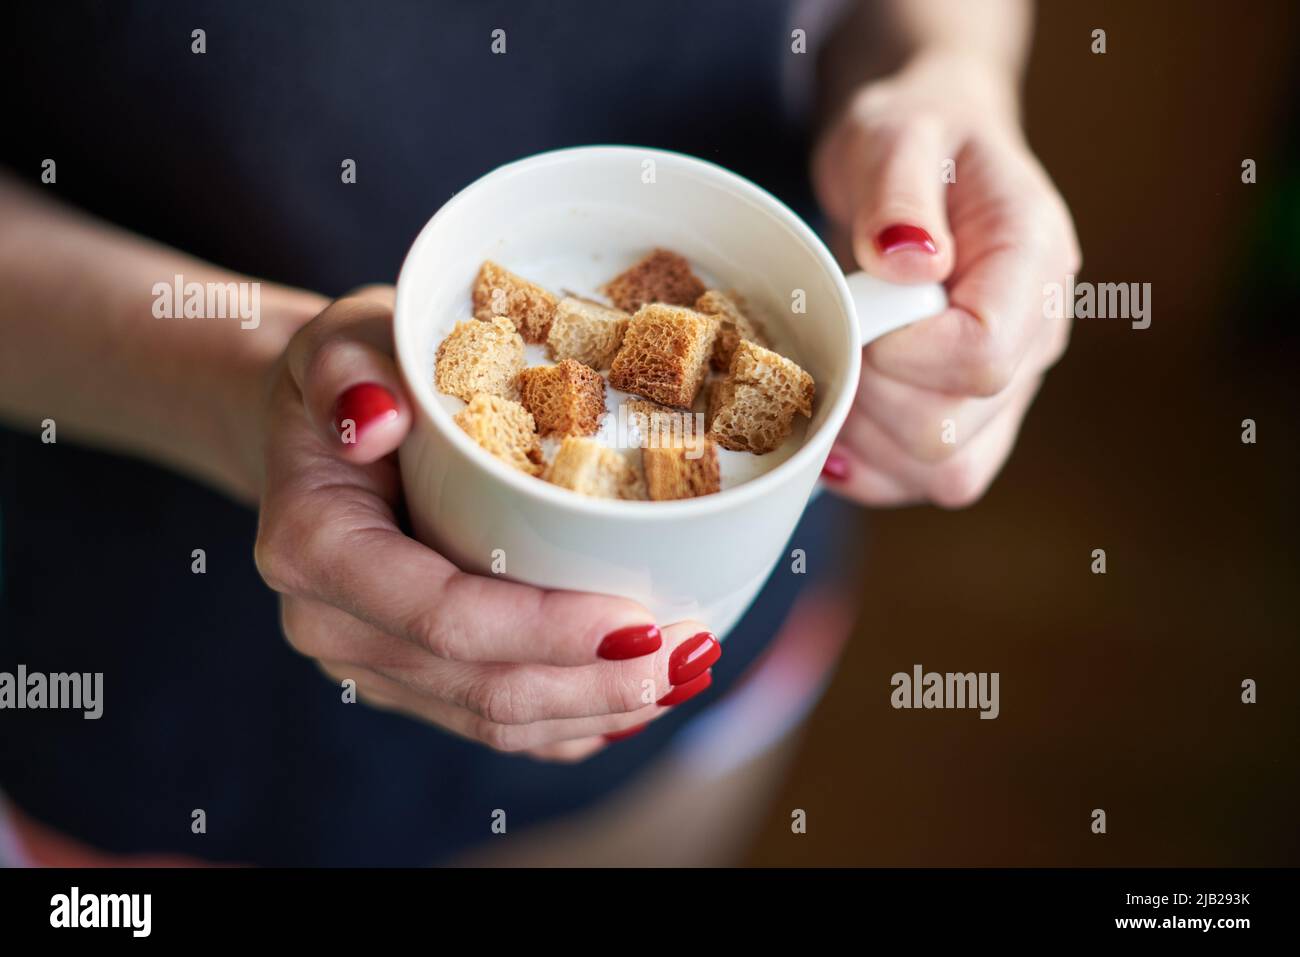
[695,289,767,371]
[453,393,543,476]
[516,359,607,437]
[545,436,641,500]
[603,249,707,313]
[707,379,795,454]
[731,340,814,417]
[642,437,721,500]
[546,297,630,370]
[435,316,525,401]
[472,261,558,343]
[608,304,717,408]
[708,341,815,454]
[704,377,733,430]
[624,399,707,452]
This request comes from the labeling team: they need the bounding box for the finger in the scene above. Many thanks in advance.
[850,120,955,284]
[317,659,704,753]
[285,601,716,724]
[315,660,405,712]
[256,393,661,668]
[829,373,1042,508]
[525,738,608,763]
[865,245,1041,397]
[416,618,716,724]
[259,486,661,666]
[285,294,410,463]
[822,444,926,508]
[865,143,1073,396]
[852,375,1009,466]
[922,377,1040,509]
[854,313,1070,464]
[344,284,397,310]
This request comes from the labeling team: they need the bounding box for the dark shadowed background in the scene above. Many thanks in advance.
[747,0,1300,866]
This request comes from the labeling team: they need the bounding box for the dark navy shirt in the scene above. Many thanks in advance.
[0,0,853,864]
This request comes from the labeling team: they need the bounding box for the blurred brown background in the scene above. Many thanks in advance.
[747,0,1300,866]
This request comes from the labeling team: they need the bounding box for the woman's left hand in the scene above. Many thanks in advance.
[813,52,1081,507]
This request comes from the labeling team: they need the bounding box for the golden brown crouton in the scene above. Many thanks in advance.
[546,297,630,370]
[704,377,733,431]
[624,398,707,452]
[453,393,543,476]
[515,359,607,437]
[608,304,717,409]
[435,316,525,402]
[603,249,707,313]
[708,341,815,454]
[544,436,642,500]
[731,339,814,416]
[694,289,767,371]
[472,261,558,343]
[642,437,721,500]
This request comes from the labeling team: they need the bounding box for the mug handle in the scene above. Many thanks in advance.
[811,272,948,497]
[846,270,948,346]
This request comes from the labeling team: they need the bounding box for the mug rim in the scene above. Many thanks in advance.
[394,144,861,521]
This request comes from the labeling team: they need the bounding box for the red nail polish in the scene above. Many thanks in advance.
[332,382,398,443]
[876,224,937,255]
[603,723,648,743]
[657,670,712,707]
[821,453,850,481]
[597,624,662,660]
[669,632,721,686]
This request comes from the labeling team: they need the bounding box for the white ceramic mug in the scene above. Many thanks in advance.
[394,146,945,638]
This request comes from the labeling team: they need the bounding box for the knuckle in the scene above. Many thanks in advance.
[284,317,318,358]
[253,517,297,594]
[277,601,311,655]
[1066,242,1083,275]
[466,676,525,726]
[1042,322,1072,371]
[348,283,393,302]
[897,111,946,148]
[303,334,347,389]
[472,717,525,753]
[314,660,347,686]
[929,458,991,509]
[962,327,1018,397]
[254,504,338,596]
[848,84,891,121]
[541,745,600,765]
[415,613,466,661]
[252,535,285,592]
[411,610,451,658]
[602,664,653,715]
[908,419,964,464]
[915,437,960,465]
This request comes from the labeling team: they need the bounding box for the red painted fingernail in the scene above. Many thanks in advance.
[657,670,713,707]
[603,723,648,743]
[821,453,850,481]
[876,224,937,255]
[669,632,721,686]
[332,382,398,444]
[597,624,662,660]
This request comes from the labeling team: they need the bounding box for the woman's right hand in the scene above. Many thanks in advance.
[252,287,720,762]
